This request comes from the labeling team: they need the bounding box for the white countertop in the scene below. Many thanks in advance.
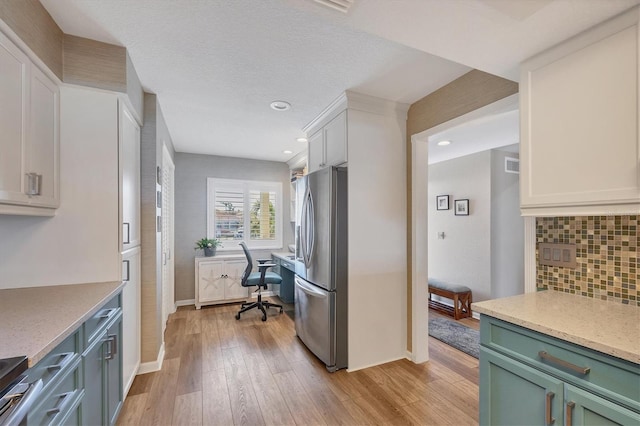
[0,281,124,366]
[473,291,640,364]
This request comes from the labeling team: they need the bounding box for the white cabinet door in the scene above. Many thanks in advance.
[119,102,141,249]
[307,129,324,173]
[121,247,141,396]
[0,30,29,206]
[28,65,59,207]
[324,110,347,167]
[520,11,640,215]
[224,260,248,300]
[198,261,226,303]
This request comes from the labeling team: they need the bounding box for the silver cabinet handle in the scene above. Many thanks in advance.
[98,308,118,320]
[545,391,555,425]
[105,334,118,360]
[123,259,130,282]
[565,401,575,426]
[123,222,130,244]
[538,351,591,375]
[25,173,42,196]
[46,352,74,372]
[46,391,74,416]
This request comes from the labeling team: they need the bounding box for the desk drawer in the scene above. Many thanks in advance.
[481,316,640,412]
[25,331,79,394]
[28,359,82,426]
[84,294,121,345]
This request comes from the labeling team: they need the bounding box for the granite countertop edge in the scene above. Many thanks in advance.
[472,291,640,365]
[0,281,124,367]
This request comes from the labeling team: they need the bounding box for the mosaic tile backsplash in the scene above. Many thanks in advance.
[536,216,638,306]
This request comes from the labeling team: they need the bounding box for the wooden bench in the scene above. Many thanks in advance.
[428,279,472,320]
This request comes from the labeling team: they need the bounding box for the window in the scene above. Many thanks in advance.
[207,178,282,250]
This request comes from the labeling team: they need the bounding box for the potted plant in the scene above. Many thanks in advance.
[195,238,223,257]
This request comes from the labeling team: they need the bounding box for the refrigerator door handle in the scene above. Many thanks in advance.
[295,276,327,298]
[307,188,315,264]
[300,186,309,267]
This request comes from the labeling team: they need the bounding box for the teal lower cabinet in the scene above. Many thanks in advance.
[82,308,123,426]
[565,385,640,425]
[479,315,640,426]
[480,348,563,425]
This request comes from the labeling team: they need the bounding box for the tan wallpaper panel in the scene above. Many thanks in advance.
[0,0,63,79]
[405,70,518,351]
[63,34,127,93]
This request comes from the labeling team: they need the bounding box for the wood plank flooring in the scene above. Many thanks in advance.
[118,302,479,426]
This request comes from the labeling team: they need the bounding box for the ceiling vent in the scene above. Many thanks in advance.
[313,0,355,13]
[505,157,520,174]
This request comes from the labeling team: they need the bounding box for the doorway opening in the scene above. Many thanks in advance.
[410,94,535,363]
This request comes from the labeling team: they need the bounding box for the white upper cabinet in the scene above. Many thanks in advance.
[119,102,141,250]
[0,29,59,215]
[520,8,640,216]
[307,110,347,173]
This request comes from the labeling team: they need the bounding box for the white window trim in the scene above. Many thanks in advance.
[207,178,283,251]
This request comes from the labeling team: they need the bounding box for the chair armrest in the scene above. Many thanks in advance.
[257,259,271,264]
[257,263,277,269]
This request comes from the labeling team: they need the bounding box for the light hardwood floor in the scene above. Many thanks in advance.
[117,301,479,426]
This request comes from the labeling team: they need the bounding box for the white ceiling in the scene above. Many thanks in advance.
[428,109,519,165]
[40,0,639,162]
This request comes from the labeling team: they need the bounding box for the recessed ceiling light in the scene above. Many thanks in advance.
[283,150,293,154]
[437,140,452,146]
[270,101,291,111]
[296,137,308,143]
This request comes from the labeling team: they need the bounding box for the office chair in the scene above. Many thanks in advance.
[236,241,284,321]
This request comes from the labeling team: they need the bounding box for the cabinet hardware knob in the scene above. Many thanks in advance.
[545,391,555,425]
[538,351,590,375]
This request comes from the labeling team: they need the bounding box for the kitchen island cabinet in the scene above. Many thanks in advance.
[474,292,640,425]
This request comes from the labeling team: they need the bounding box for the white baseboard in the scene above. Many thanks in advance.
[175,299,195,307]
[346,354,406,373]
[137,343,165,375]
[123,361,141,398]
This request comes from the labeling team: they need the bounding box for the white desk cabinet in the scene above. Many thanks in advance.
[520,8,640,216]
[195,255,248,309]
[0,29,59,216]
[307,110,347,173]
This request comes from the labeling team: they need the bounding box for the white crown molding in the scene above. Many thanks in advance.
[286,150,307,169]
[302,91,410,136]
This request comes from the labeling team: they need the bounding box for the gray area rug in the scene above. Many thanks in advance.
[428,317,480,359]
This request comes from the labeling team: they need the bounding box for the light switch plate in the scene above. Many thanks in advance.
[539,242,576,268]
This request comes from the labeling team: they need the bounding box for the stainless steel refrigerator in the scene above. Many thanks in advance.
[294,166,348,372]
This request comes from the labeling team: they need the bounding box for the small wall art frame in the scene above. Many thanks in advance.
[455,199,469,216]
[436,195,449,210]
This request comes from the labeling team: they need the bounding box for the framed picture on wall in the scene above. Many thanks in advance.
[436,195,449,210]
[455,199,469,216]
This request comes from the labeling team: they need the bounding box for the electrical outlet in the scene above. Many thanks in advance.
[538,243,576,268]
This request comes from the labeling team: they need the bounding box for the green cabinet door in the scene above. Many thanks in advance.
[480,347,564,426]
[82,329,106,425]
[565,385,640,426]
[106,315,123,425]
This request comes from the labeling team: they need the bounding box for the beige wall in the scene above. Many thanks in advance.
[405,70,518,351]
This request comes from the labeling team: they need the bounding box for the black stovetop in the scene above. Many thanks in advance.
[0,356,27,394]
